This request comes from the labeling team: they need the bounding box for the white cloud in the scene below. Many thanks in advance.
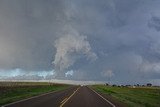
[0,68,55,80]
[101,70,114,78]
[53,26,97,77]
[65,70,74,77]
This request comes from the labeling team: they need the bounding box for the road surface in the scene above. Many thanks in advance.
[2,86,116,107]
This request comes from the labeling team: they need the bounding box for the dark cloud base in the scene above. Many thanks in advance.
[0,0,160,84]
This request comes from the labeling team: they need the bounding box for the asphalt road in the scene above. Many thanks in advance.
[62,86,114,107]
[2,86,116,107]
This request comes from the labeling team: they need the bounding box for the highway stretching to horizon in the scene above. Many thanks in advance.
[2,86,123,107]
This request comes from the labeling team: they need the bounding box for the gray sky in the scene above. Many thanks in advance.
[0,0,160,85]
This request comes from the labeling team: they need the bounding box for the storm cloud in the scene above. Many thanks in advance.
[53,26,97,78]
[0,0,160,85]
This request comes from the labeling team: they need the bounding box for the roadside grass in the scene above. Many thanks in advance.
[0,82,71,106]
[91,85,160,107]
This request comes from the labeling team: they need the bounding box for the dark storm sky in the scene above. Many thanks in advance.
[0,0,160,84]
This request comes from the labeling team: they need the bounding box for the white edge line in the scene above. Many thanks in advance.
[59,87,80,107]
[1,89,65,107]
[88,87,116,107]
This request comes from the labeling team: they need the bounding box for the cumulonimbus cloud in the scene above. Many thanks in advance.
[53,27,97,78]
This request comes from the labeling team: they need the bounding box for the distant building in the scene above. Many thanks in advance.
[147,83,152,87]
[132,86,136,88]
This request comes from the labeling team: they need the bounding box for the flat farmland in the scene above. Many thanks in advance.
[91,85,160,107]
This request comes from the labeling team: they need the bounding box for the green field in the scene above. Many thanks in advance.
[91,85,160,107]
[0,82,71,106]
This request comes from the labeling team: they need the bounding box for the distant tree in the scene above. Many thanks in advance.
[121,85,125,87]
[105,83,109,86]
[136,84,140,87]
[125,85,131,87]
[112,84,117,87]
[147,83,152,87]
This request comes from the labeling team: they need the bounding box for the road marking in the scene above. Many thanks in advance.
[60,87,80,107]
[88,87,116,107]
[2,89,67,107]
[61,98,67,104]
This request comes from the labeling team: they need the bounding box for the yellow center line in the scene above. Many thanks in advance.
[59,87,80,107]
[60,98,67,104]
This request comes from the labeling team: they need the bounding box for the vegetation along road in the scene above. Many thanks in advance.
[1,82,160,107]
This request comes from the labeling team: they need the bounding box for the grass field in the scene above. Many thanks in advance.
[0,82,71,106]
[91,85,160,107]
